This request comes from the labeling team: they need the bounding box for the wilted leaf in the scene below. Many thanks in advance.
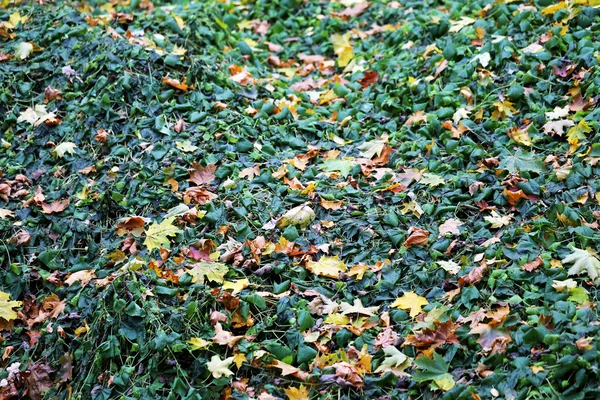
[277,204,315,229]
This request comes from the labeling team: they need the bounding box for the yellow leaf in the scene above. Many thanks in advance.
[188,337,211,350]
[484,211,512,228]
[541,1,567,15]
[9,12,28,27]
[331,32,353,67]
[0,291,22,321]
[233,353,247,369]
[143,217,182,252]
[283,385,310,400]
[391,292,428,318]
[222,278,249,294]
[306,255,347,278]
[172,13,186,30]
[187,261,229,284]
[324,313,351,325]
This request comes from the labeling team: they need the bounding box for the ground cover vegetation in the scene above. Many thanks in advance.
[2,0,600,398]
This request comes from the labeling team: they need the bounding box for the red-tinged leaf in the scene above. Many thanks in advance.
[521,256,543,272]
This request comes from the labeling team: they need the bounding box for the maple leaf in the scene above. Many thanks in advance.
[403,226,429,248]
[374,346,411,376]
[419,173,445,187]
[391,292,428,318]
[484,211,512,228]
[188,162,216,185]
[321,159,357,177]
[233,353,247,368]
[563,247,600,285]
[15,41,34,59]
[413,352,455,391]
[212,322,243,347]
[469,323,512,354]
[543,119,574,136]
[449,16,475,32]
[222,278,249,294]
[18,104,57,126]
[206,355,235,379]
[64,269,96,287]
[53,142,77,158]
[0,291,22,321]
[492,100,518,120]
[239,165,261,180]
[566,120,591,144]
[283,385,310,400]
[143,217,182,251]
[0,208,14,219]
[41,199,70,214]
[545,105,570,120]
[331,32,353,67]
[358,135,388,159]
[176,140,197,153]
[339,298,379,316]
[187,261,229,284]
[277,204,315,230]
[116,216,147,237]
[188,337,211,350]
[306,255,347,278]
[438,218,463,237]
[437,260,461,275]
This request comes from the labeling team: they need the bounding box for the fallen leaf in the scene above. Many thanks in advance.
[64,270,96,287]
[306,255,347,278]
[143,217,182,251]
[391,292,428,318]
[206,354,235,378]
[0,291,22,321]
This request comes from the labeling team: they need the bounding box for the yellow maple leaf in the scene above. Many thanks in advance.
[222,278,249,294]
[143,217,182,251]
[331,32,353,67]
[283,385,310,400]
[306,255,347,278]
[233,353,247,368]
[391,292,428,318]
[187,261,229,284]
[0,291,22,321]
[188,337,211,350]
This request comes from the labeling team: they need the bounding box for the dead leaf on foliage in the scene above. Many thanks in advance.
[162,76,193,92]
[403,226,429,248]
[41,199,69,214]
[521,256,543,272]
[188,162,216,185]
[64,270,96,287]
[458,262,488,286]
